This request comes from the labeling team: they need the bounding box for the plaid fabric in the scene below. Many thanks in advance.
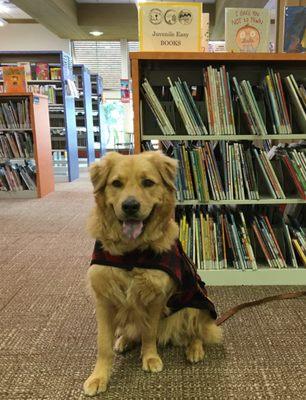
[90,240,217,320]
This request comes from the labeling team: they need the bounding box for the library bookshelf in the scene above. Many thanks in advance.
[73,64,95,166]
[91,73,106,157]
[0,93,54,198]
[0,51,79,182]
[130,52,306,285]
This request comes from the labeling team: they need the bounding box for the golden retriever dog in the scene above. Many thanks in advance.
[84,151,221,396]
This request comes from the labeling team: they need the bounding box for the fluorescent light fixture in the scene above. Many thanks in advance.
[89,31,104,37]
[0,17,7,27]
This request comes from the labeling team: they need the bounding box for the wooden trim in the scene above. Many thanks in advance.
[129,52,306,61]
[198,269,306,286]
[131,58,141,154]
[31,94,54,197]
[141,134,306,141]
[4,19,37,24]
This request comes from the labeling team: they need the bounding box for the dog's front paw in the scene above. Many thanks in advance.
[83,374,108,397]
[186,339,205,363]
[142,355,163,373]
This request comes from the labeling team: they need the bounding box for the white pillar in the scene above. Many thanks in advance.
[120,39,133,139]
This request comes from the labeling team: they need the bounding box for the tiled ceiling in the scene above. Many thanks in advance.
[0,0,31,19]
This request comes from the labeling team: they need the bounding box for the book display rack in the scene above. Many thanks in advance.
[0,51,78,182]
[0,93,54,198]
[130,52,306,285]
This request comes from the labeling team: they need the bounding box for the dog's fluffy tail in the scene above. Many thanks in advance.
[202,322,223,345]
[157,308,222,347]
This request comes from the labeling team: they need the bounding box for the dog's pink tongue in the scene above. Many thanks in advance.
[122,220,144,240]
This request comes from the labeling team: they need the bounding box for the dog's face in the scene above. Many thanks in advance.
[90,151,177,242]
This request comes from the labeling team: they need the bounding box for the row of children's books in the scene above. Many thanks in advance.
[0,99,30,129]
[0,160,36,192]
[0,131,33,159]
[176,205,306,270]
[142,66,306,136]
[27,85,57,104]
[168,142,306,202]
[0,63,62,81]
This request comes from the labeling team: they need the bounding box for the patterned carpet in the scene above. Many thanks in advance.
[0,172,305,400]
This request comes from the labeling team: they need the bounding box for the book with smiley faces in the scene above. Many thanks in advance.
[225,8,270,53]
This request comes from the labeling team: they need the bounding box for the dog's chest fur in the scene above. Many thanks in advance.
[89,264,175,329]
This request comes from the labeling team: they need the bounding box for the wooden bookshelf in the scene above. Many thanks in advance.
[130,52,306,283]
[0,93,54,198]
[0,51,79,182]
[73,64,95,165]
[130,52,306,61]
[130,52,306,153]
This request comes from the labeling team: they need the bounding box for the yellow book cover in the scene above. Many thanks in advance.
[292,239,306,266]
[221,214,227,269]
[138,2,202,52]
[181,214,187,252]
[179,219,183,243]
[182,146,194,198]
[200,212,206,268]
[205,214,211,268]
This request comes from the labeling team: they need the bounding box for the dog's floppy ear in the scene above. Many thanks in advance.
[145,151,178,191]
[90,152,122,193]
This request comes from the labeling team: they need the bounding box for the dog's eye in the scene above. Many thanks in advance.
[112,180,123,188]
[142,179,155,188]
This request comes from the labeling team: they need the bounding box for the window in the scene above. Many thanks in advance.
[128,41,139,52]
[72,41,121,90]
[72,40,137,150]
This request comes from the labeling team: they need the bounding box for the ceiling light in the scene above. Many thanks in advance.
[0,17,8,27]
[89,31,104,37]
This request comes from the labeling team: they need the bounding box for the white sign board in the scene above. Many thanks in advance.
[138,2,202,52]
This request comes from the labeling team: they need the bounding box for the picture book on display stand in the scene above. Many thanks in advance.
[283,6,306,53]
[225,8,270,53]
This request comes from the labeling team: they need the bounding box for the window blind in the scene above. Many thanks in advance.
[72,41,121,90]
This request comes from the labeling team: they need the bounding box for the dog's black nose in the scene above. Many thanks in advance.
[122,197,140,215]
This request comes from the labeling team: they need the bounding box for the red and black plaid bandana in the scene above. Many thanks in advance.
[90,240,217,320]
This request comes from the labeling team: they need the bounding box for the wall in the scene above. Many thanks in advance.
[0,23,71,53]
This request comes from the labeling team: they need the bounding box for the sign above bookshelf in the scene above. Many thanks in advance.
[138,2,202,52]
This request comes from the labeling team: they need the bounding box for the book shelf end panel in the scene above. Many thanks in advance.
[31,95,54,198]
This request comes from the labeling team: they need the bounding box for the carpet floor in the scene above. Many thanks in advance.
[0,172,305,400]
